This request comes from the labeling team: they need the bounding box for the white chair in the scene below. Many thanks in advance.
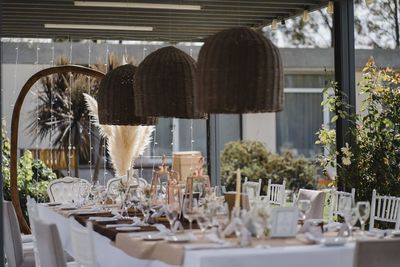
[369,189,400,231]
[266,179,286,206]
[242,177,262,199]
[26,197,40,267]
[3,201,35,267]
[328,187,356,223]
[31,218,74,267]
[47,176,90,203]
[69,217,97,267]
[297,189,326,220]
[353,239,400,267]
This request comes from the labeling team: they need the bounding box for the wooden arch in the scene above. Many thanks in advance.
[10,65,105,233]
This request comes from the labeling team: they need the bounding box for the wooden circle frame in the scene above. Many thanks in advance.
[10,65,105,233]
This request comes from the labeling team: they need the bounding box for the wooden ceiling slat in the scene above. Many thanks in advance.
[2,0,328,41]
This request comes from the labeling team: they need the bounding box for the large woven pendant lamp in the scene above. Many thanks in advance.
[197,27,284,113]
[98,64,157,125]
[134,46,205,119]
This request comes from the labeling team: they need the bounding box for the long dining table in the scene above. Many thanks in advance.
[38,204,356,267]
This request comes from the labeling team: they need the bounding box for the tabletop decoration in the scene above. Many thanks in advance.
[84,93,154,176]
[185,157,211,203]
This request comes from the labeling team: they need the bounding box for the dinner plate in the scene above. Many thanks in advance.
[116,226,141,232]
[165,235,191,243]
[141,234,164,241]
[320,237,347,247]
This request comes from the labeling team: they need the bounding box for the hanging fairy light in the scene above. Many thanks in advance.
[35,43,40,198]
[189,47,195,172]
[87,41,93,182]
[303,9,310,22]
[11,43,19,109]
[327,1,334,15]
[103,44,110,185]
[49,42,55,169]
[67,41,73,176]
[271,19,278,30]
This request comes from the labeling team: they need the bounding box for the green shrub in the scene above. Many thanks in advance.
[220,140,317,193]
[1,125,57,221]
[316,58,400,204]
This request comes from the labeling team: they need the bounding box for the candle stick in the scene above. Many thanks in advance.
[234,168,241,209]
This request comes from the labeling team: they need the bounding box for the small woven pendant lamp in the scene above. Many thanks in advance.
[197,27,284,113]
[98,64,157,125]
[134,46,205,119]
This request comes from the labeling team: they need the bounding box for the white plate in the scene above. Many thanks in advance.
[165,235,191,243]
[141,234,164,241]
[320,237,347,247]
[116,226,141,232]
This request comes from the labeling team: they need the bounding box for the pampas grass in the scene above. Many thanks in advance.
[83,93,154,176]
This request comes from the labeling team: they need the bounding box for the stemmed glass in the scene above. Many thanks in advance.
[183,198,199,232]
[78,183,90,206]
[213,202,230,237]
[196,208,211,237]
[356,201,370,237]
[297,199,311,221]
[165,202,180,234]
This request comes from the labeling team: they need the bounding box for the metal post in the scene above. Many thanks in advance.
[334,0,356,190]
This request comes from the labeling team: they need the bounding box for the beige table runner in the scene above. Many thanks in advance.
[115,231,313,266]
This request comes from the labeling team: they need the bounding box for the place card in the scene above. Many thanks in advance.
[270,207,299,237]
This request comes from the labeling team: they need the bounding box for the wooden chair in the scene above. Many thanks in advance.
[369,189,400,231]
[328,187,356,223]
[266,179,286,206]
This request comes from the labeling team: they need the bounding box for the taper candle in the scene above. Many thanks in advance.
[234,168,241,208]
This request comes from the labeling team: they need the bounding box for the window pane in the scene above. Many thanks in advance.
[276,93,323,158]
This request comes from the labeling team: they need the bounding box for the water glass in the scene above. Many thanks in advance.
[297,199,311,221]
[183,198,199,232]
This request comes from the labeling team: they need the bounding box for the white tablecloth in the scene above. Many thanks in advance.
[39,205,355,267]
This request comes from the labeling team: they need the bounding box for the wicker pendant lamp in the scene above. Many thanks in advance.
[197,27,284,113]
[98,64,157,125]
[134,46,205,119]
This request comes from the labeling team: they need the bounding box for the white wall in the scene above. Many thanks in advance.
[2,63,51,149]
[242,113,277,153]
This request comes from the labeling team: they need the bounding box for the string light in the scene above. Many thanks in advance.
[271,19,278,30]
[35,42,40,199]
[88,41,93,182]
[11,43,19,108]
[103,44,109,185]
[67,40,73,176]
[303,9,310,23]
[49,42,55,170]
[189,47,195,173]
[327,1,334,15]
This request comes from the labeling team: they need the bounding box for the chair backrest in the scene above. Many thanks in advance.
[69,217,97,266]
[242,177,262,199]
[47,177,90,203]
[369,189,400,231]
[297,189,326,219]
[266,179,286,206]
[328,187,356,223]
[32,218,67,267]
[3,201,24,267]
[353,239,400,267]
[26,196,41,267]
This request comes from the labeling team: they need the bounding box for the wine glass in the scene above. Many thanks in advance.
[297,199,311,221]
[196,209,211,237]
[78,183,91,205]
[213,202,230,237]
[338,195,352,217]
[344,207,358,238]
[183,198,199,232]
[165,202,180,233]
[356,201,370,236]
[107,183,120,205]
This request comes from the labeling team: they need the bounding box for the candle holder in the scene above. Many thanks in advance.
[185,157,211,203]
